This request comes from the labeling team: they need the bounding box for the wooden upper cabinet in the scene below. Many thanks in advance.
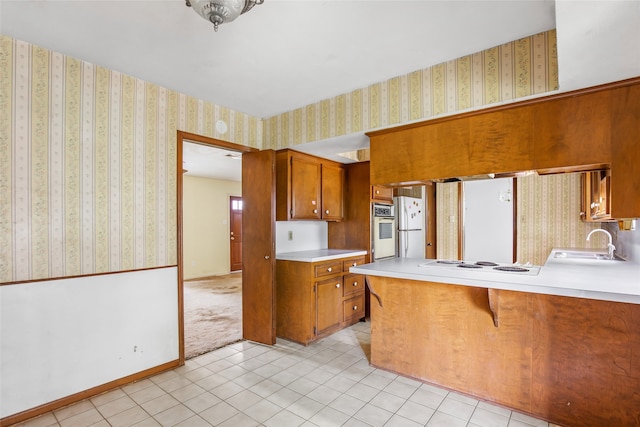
[321,163,344,221]
[290,155,322,220]
[276,149,344,221]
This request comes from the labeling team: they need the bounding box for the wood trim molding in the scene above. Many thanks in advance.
[0,265,178,287]
[0,360,181,426]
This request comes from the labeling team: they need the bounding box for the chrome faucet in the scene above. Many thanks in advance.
[586,228,616,260]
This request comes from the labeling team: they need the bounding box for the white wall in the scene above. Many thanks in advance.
[556,0,640,91]
[0,267,178,418]
[275,221,328,253]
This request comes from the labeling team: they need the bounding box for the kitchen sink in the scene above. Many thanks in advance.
[553,251,623,261]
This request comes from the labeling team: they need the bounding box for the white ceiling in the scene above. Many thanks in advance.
[1,0,557,180]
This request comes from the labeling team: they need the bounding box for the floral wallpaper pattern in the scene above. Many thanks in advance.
[1,29,560,283]
[0,35,261,282]
[265,30,558,149]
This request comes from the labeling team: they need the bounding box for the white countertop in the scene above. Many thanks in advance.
[350,248,640,304]
[276,249,367,262]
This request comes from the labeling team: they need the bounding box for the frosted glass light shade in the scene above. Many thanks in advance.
[190,0,246,31]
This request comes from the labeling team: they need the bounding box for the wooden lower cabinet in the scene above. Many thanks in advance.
[276,256,365,345]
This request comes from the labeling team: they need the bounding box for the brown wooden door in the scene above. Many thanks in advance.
[315,277,342,336]
[229,196,243,272]
[290,155,321,220]
[321,163,344,221]
[242,150,276,345]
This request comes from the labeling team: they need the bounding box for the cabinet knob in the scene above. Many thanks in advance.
[325,210,330,214]
[353,282,358,287]
[352,305,358,310]
[327,267,332,272]
[313,209,318,214]
[352,262,357,267]
[335,283,340,288]
[264,255,270,260]
[376,190,380,194]
[230,237,235,240]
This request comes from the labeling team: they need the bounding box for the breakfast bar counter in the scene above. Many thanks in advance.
[351,251,640,427]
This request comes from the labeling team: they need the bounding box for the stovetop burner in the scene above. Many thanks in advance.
[457,263,483,269]
[493,266,530,272]
[418,259,540,276]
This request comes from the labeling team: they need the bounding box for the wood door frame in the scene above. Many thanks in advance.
[177,130,257,365]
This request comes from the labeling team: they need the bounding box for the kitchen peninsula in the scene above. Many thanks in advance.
[350,251,640,427]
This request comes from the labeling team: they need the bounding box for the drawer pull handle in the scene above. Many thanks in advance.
[336,283,340,288]
[352,305,358,310]
[327,267,332,272]
[353,282,358,287]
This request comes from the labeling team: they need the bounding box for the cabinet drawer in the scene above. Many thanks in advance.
[342,256,366,271]
[343,274,364,298]
[343,294,365,322]
[314,261,342,278]
[371,185,393,202]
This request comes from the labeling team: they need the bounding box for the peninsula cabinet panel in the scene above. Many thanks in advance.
[367,276,640,427]
[610,81,640,219]
[532,88,612,171]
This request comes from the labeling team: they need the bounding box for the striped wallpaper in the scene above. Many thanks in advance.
[2,29,560,283]
[0,35,261,283]
[265,30,558,149]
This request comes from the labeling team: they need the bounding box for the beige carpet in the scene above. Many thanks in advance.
[184,273,242,359]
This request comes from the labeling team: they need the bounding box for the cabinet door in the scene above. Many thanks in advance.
[321,163,344,221]
[371,185,393,202]
[291,156,322,220]
[315,277,342,336]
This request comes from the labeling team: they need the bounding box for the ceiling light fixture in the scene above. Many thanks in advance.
[185,0,264,32]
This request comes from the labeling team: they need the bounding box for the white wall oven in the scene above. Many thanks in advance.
[372,203,396,260]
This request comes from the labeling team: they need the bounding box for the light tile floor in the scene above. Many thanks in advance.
[15,322,561,427]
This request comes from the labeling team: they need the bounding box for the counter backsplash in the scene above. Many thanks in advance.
[604,222,639,263]
[275,221,328,254]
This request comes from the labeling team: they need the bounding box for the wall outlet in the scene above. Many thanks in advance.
[288,230,293,240]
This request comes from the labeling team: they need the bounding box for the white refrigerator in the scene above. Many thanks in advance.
[463,178,513,263]
[394,196,425,258]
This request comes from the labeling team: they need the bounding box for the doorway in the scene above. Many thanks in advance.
[177,131,258,362]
